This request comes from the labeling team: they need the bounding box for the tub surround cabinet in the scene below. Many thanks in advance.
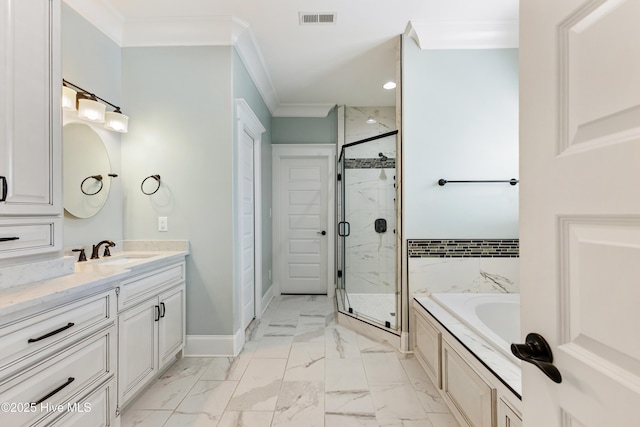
[117,261,186,407]
[0,0,62,260]
[412,299,522,427]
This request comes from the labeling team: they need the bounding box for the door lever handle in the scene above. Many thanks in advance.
[317,231,326,235]
[511,333,562,383]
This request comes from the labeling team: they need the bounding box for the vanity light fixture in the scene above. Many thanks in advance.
[383,81,396,90]
[77,94,106,123]
[62,86,77,111]
[104,108,129,133]
[62,79,129,132]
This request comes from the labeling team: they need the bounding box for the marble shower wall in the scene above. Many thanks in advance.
[342,107,397,295]
[408,239,519,296]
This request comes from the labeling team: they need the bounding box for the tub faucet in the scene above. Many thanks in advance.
[91,240,116,259]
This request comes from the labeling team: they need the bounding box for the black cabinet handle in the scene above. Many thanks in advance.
[0,237,19,242]
[31,377,75,405]
[155,305,160,322]
[28,323,75,343]
[160,302,166,318]
[0,176,6,202]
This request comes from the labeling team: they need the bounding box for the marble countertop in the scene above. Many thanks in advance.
[0,249,188,318]
[413,295,522,398]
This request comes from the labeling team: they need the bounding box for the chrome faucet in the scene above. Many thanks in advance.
[90,240,116,259]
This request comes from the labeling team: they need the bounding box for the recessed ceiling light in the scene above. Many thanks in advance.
[366,117,377,124]
[383,81,396,90]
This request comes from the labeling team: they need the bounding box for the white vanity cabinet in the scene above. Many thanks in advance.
[117,261,186,407]
[0,0,62,258]
[0,288,118,427]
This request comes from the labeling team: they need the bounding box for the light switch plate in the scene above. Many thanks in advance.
[158,217,168,232]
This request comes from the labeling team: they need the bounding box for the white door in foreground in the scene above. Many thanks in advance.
[520,0,640,425]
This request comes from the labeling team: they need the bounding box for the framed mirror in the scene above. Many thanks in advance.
[63,122,112,218]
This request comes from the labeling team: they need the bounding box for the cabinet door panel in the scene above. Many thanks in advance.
[413,308,442,388]
[0,0,61,214]
[118,299,158,404]
[158,285,185,370]
[442,339,495,427]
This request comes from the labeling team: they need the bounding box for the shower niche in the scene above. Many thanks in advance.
[337,108,399,330]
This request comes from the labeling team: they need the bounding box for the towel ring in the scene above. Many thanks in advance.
[141,174,161,195]
[81,175,103,196]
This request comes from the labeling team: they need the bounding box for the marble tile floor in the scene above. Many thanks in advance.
[122,295,460,427]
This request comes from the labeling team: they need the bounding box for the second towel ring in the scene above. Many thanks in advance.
[141,174,161,195]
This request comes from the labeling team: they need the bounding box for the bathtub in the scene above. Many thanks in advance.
[430,293,521,363]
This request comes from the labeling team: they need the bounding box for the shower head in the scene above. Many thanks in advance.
[378,152,388,161]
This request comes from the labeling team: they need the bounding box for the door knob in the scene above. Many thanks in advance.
[511,333,562,383]
[317,230,326,235]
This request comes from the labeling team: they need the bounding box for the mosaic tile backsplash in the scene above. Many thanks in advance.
[408,239,519,258]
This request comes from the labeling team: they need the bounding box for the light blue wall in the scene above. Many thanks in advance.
[61,4,123,249]
[403,37,519,239]
[232,50,273,301]
[272,109,337,144]
[121,46,236,336]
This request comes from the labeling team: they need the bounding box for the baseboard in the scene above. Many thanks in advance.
[261,285,274,317]
[184,329,245,357]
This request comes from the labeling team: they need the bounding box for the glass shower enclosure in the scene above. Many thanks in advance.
[336,130,399,330]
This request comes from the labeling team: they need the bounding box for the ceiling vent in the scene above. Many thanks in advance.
[299,12,337,25]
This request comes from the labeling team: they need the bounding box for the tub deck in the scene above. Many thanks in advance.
[414,295,522,398]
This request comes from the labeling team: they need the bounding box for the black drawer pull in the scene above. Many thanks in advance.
[160,302,166,318]
[0,237,19,242]
[0,176,6,202]
[28,322,75,343]
[31,377,75,405]
[155,305,160,322]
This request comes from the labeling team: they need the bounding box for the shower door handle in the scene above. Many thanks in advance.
[511,333,562,383]
[338,221,350,237]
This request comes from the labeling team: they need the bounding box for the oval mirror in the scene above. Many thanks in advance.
[63,122,112,218]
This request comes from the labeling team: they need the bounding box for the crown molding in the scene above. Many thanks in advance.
[62,2,330,117]
[406,20,518,50]
[63,0,124,45]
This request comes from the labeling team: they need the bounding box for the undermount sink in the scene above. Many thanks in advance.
[95,253,157,265]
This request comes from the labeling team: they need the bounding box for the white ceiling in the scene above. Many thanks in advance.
[65,0,518,116]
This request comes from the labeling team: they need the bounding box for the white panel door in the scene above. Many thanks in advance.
[520,1,640,426]
[279,157,328,294]
[240,129,255,329]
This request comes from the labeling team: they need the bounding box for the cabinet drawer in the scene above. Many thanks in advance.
[0,218,61,259]
[0,326,116,427]
[0,290,115,379]
[49,377,116,427]
[118,262,185,311]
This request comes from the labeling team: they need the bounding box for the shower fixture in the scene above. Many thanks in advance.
[378,152,388,161]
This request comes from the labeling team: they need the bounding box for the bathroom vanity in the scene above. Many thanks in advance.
[0,251,187,427]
